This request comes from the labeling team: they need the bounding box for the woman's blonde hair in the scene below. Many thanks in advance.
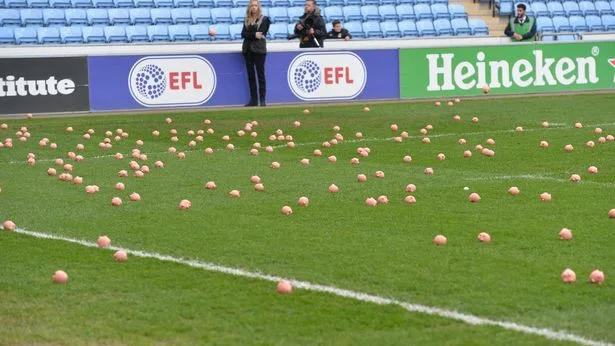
[244,0,262,25]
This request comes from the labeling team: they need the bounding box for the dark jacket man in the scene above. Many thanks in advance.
[504,3,537,41]
[294,0,326,48]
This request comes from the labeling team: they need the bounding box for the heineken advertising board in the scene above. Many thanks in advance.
[400,42,615,98]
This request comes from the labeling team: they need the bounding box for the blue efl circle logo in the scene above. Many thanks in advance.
[134,64,167,100]
[293,60,321,93]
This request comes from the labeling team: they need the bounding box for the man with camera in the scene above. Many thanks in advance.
[292,0,326,48]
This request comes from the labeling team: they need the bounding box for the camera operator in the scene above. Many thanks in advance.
[293,0,326,48]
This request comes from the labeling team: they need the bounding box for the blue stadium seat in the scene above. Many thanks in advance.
[134,0,154,7]
[594,1,614,16]
[378,0,395,5]
[229,22,242,39]
[92,0,114,7]
[272,0,290,6]
[286,22,295,35]
[345,0,361,6]
[213,0,232,7]
[552,15,571,31]
[531,2,549,17]
[168,24,191,40]
[451,17,471,35]
[361,5,380,21]
[130,8,152,24]
[326,21,333,32]
[568,15,588,31]
[448,4,467,18]
[210,8,231,23]
[82,26,105,42]
[269,22,288,38]
[362,20,382,37]
[498,1,513,16]
[86,8,109,25]
[378,5,397,21]
[326,0,344,5]
[71,0,92,7]
[380,20,400,37]
[151,8,172,24]
[154,0,173,7]
[323,6,343,21]
[433,17,453,35]
[415,0,430,5]
[59,26,83,42]
[0,27,15,44]
[104,25,127,42]
[65,8,87,24]
[289,0,303,5]
[468,18,488,35]
[398,19,418,36]
[191,8,211,23]
[14,27,38,43]
[432,0,448,4]
[260,0,271,6]
[362,0,378,5]
[193,0,213,7]
[230,7,245,23]
[232,0,248,6]
[397,0,414,5]
[42,9,65,25]
[27,0,50,8]
[601,14,615,29]
[171,8,192,23]
[557,34,575,40]
[125,25,149,41]
[578,1,599,16]
[108,8,130,24]
[414,3,432,19]
[147,25,169,41]
[546,1,565,16]
[270,7,290,22]
[37,26,61,43]
[343,5,362,21]
[585,15,604,31]
[416,19,436,35]
[287,6,303,21]
[173,0,192,7]
[431,3,449,19]
[261,7,269,17]
[537,16,555,32]
[396,4,415,20]
[562,1,582,16]
[20,9,44,26]
[49,0,70,7]
[344,20,363,37]
[209,23,230,39]
[0,9,21,25]
[112,0,132,7]
[189,23,209,39]
[6,0,27,8]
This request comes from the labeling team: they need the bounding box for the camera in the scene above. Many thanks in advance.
[287,15,315,40]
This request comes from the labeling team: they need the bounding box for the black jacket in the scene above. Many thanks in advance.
[326,28,351,39]
[294,10,326,48]
[241,15,271,54]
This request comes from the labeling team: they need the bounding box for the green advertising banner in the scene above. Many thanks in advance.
[400,42,615,98]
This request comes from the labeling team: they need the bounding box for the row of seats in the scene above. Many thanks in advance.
[0,0,450,8]
[0,4,469,26]
[537,13,615,30]
[498,0,615,16]
[0,17,488,42]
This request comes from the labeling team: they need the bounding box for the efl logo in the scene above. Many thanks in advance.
[287,52,367,101]
[128,55,216,108]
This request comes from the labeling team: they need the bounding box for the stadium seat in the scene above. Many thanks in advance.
[151,8,172,24]
[562,1,582,16]
[134,0,154,7]
[172,0,192,6]
[65,8,87,24]
[108,8,130,24]
[601,14,615,30]
[451,17,471,35]
[229,22,242,39]
[259,0,272,6]
[261,7,269,17]
[398,19,418,36]
[416,19,436,35]
[42,9,65,25]
[546,1,565,17]
[362,20,382,37]
[49,0,71,7]
[585,15,604,31]
[168,24,191,40]
[14,27,38,43]
[112,0,133,7]
[468,18,488,35]
[209,23,230,39]
[290,0,303,6]
[531,2,549,18]
[552,15,571,31]
[0,9,21,26]
[595,1,614,16]
[191,8,212,24]
[414,4,432,19]
[170,8,191,24]
[568,15,588,31]
[213,0,232,7]
[343,5,362,21]
[189,23,209,40]
[415,0,430,5]
[345,0,361,6]
[193,0,213,7]
[27,0,50,8]
[287,6,303,21]
[323,6,343,21]
[0,27,15,44]
[20,9,44,26]
[210,8,232,23]
[154,0,173,7]
[230,7,245,23]
[86,8,110,25]
[396,0,413,5]
[269,22,288,38]
[433,18,453,35]
[232,0,249,7]
[272,0,290,6]
[498,1,513,16]
[71,0,92,8]
[432,0,448,5]
[380,20,400,37]
[431,3,449,19]
[59,26,83,42]
[104,25,128,42]
[578,1,599,16]
[146,25,169,41]
[270,7,290,22]
[448,4,467,19]
[378,5,397,21]
[6,0,27,8]
[557,34,575,40]
[125,25,148,41]
[130,8,152,25]
[343,20,363,37]
[537,16,555,32]
[286,22,295,35]
[92,0,114,7]
[361,5,380,21]
[82,26,105,42]
[37,26,61,43]
[396,4,415,20]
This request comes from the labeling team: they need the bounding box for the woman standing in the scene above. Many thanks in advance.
[241,0,271,107]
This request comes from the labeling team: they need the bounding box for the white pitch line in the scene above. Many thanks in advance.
[464,174,615,188]
[10,227,614,346]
